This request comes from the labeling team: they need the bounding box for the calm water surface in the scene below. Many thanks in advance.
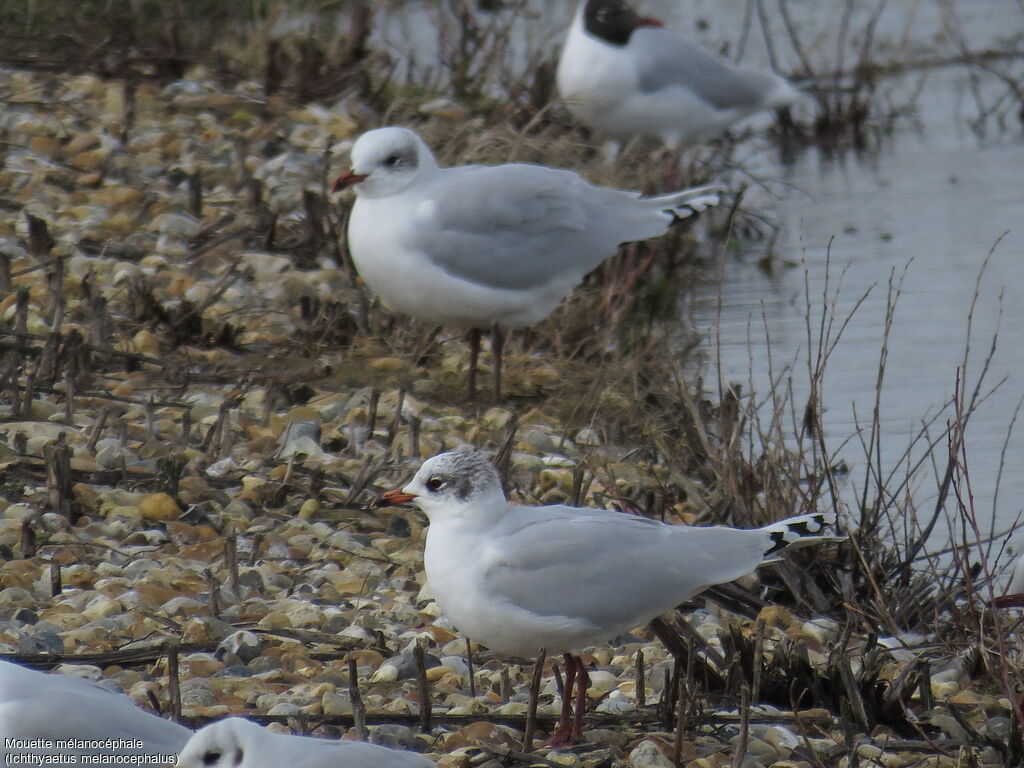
[683,1,1024,537]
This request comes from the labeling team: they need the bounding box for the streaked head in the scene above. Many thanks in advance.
[333,126,438,199]
[175,718,257,768]
[383,451,506,520]
[583,0,663,46]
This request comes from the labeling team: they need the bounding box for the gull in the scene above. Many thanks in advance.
[382,450,842,745]
[0,659,191,764]
[557,0,800,151]
[175,717,435,768]
[333,126,721,402]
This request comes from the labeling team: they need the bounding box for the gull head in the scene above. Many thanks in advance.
[583,0,663,46]
[383,450,506,521]
[175,717,255,768]
[333,126,438,199]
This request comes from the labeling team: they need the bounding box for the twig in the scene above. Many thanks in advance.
[348,657,367,741]
[635,649,645,710]
[166,639,181,720]
[732,684,751,768]
[466,638,476,699]
[413,639,432,733]
[523,648,546,750]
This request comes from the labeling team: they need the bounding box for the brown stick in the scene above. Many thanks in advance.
[500,667,511,703]
[918,659,933,711]
[751,619,766,703]
[635,649,645,709]
[49,560,61,597]
[188,170,203,219]
[248,533,264,566]
[672,668,688,766]
[224,530,239,596]
[20,520,36,558]
[26,213,54,259]
[43,434,73,520]
[732,684,751,768]
[413,639,432,734]
[465,637,476,699]
[204,568,221,618]
[14,288,28,336]
[386,388,405,453]
[522,648,546,751]
[85,405,112,452]
[837,654,869,731]
[166,640,182,720]
[348,657,367,741]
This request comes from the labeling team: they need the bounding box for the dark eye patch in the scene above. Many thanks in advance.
[202,751,221,766]
[427,477,446,491]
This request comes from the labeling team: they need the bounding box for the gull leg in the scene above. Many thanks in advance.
[467,327,480,401]
[542,654,579,747]
[491,323,505,403]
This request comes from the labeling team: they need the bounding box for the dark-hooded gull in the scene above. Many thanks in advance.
[382,450,843,744]
[558,0,800,150]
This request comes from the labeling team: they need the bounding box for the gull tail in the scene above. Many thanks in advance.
[760,511,845,558]
[649,184,725,222]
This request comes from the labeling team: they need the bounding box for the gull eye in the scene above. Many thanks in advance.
[383,153,400,167]
[426,477,446,492]
[202,751,221,766]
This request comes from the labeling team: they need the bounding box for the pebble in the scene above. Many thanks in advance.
[628,740,675,768]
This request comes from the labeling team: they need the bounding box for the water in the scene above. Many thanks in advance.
[684,2,1024,538]
[374,1,1024,536]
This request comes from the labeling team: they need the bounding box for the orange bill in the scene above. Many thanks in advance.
[379,488,417,506]
[332,170,368,192]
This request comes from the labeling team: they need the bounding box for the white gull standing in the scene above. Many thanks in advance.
[333,126,721,401]
[382,450,843,745]
[174,717,435,768]
[557,0,800,150]
[0,659,191,765]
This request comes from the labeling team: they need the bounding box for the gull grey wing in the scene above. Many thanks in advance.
[405,164,638,291]
[633,30,781,110]
[482,509,771,629]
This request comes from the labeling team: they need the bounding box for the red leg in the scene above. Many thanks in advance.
[541,654,578,747]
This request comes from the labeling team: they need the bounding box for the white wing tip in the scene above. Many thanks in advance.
[668,184,726,220]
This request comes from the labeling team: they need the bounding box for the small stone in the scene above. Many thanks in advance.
[138,493,181,521]
[322,692,353,716]
[298,499,320,519]
[368,724,421,751]
[217,630,263,665]
[628,739,674,768]
[443,722,520,751]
